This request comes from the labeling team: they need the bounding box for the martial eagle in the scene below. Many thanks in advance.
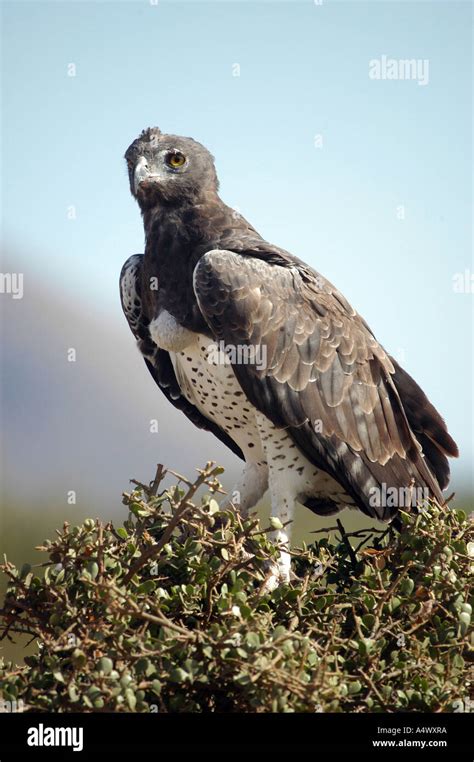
[120,127,458,588]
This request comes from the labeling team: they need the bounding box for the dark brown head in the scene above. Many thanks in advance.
[124,127,219,210]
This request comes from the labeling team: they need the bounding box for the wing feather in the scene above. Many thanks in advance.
[193,249,456,519]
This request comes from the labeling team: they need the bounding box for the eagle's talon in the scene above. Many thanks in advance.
[259,558,291,593]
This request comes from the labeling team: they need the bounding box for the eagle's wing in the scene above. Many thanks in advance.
[120,254,244,460]
[193,249,458,520]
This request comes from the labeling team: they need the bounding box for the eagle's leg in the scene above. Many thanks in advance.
[264,493,293,592]
[220,460,268,517]
[254,413,300,590]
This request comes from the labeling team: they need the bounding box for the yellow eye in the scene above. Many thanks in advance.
[166,151,186,169]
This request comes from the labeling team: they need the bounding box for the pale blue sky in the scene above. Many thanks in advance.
[1,0,472,485]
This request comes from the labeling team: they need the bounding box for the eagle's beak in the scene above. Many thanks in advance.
[133,156,160,195]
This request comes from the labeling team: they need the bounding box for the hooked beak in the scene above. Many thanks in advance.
[133,156,161,195]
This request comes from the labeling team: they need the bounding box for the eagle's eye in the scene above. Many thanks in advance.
[165,151,186,169]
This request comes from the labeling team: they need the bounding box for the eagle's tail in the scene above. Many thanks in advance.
[390,358,459,491]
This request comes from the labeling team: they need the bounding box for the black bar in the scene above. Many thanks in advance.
[0,712,471,758]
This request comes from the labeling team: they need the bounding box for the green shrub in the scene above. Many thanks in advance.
[0,463,472,712]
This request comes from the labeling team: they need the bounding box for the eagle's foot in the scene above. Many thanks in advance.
[260,553,291,594]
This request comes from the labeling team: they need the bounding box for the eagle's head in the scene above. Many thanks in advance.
[124,127,219,210]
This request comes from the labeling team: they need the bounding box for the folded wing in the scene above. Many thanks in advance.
[193,249,457,520]
[120,254,244,460]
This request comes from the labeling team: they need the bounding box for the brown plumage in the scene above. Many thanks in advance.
[193,249,458,518]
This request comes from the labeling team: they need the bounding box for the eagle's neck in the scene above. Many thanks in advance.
[141,195,226,332]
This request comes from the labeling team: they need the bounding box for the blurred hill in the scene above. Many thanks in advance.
[0,267,240,517]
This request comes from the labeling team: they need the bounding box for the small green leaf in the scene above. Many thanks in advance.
[68,685,79,702]
[20,563,32,579]
[97,657,113,675]
[400,577,415,596]
[358,638,376,656]
[169,668,188,683]
[86,561,99,580]
[314,596,326,611]
[138,580,156,594]
[389,596,402,613]
[270,517,284,530]
[459,611,470,636]
[151,680,162,696]
[72,649,87,669]
[125,688,136,710]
